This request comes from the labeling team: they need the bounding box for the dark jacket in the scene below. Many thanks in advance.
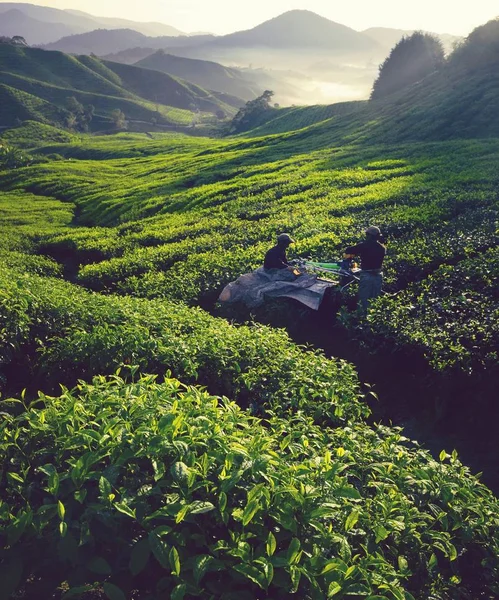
[345,238,386,271]
[264,244,289,270]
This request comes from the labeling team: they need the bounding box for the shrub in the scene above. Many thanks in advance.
[1,375,498,599]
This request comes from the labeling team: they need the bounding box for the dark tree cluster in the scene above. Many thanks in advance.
[0,36,28,46]
[371,32,445,100]
[64,97,95,132]
[449,18,499,70]
[228,90,275,134]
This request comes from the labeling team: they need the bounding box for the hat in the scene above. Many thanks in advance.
[277,233,295,244]
[365,226,381,237]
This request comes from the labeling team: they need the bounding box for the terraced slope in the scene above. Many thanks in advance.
[0,44,240,128]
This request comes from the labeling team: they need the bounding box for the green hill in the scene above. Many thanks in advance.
[136,51,263,100]
[0,44,240,129]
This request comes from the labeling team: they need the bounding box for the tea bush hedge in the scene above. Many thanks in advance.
[1,375,498,599]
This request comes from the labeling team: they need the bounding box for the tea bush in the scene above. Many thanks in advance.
[0,264,366,425]
[1,374,498,599]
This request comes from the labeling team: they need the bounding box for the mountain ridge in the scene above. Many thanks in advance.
[0,2,185,43]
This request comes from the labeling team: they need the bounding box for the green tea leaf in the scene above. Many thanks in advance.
[57,500,65,521]
[345,509,360,531]
[74,489,87,504]
[336,486,361,500]
[7,472,24,484]
[114,502,136,519]
[290,565,301,593]
[328,582,342,597]
[169,546,181,576]
[171,584,187,600]
[375,525,389,543]
[99,476,112,498]
[219,491,228,513]
[448,543,457,561]
[266,531,277,556]
[149,531,169,568]
[48,470,59,496]
[242,499,260,526]
[193,554,214,585]
[287,538,301,565]
[233,563,266,589]
[171,462,190,486]
[189,500,216,515]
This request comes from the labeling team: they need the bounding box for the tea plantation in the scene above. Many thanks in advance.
[3,18,499,598]
[1,111,498,600]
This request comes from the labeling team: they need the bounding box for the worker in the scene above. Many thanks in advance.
[344,226,386,314]
[264,233,297,273]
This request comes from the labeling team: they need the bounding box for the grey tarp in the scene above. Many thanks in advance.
[218,267,336,311]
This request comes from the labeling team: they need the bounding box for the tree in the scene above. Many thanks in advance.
[215,109,226,120]
[228,90,275,134]
[0,141,31,169]
[11,36,28,47]
[66,96,84,116]
[0,36,28,46]
[110,109,127,130]
[370,32,445,100]
[65,113,77,130]
[449,19,499,71]
[64,98,94,131]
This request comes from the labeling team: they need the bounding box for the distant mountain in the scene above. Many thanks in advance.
[63,10,184,37]
[0,44,240,129]
[0,8,79,45]
[363,27,463,54]
[208,10,381,53]
[42,30,216,56]
[135,51,262,100]
[42,28,150,55]
[42,10,383,60]
[0,3,184,44]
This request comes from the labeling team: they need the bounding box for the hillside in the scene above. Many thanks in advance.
[0,2,184,43]
[0,44,239,129]
[239,22,499,142]
[136,51,264,100]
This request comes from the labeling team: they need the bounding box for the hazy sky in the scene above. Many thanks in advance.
[3,0,498,35]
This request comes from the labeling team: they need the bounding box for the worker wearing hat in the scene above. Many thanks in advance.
[264,233,297,272]
[344,226,386,314]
